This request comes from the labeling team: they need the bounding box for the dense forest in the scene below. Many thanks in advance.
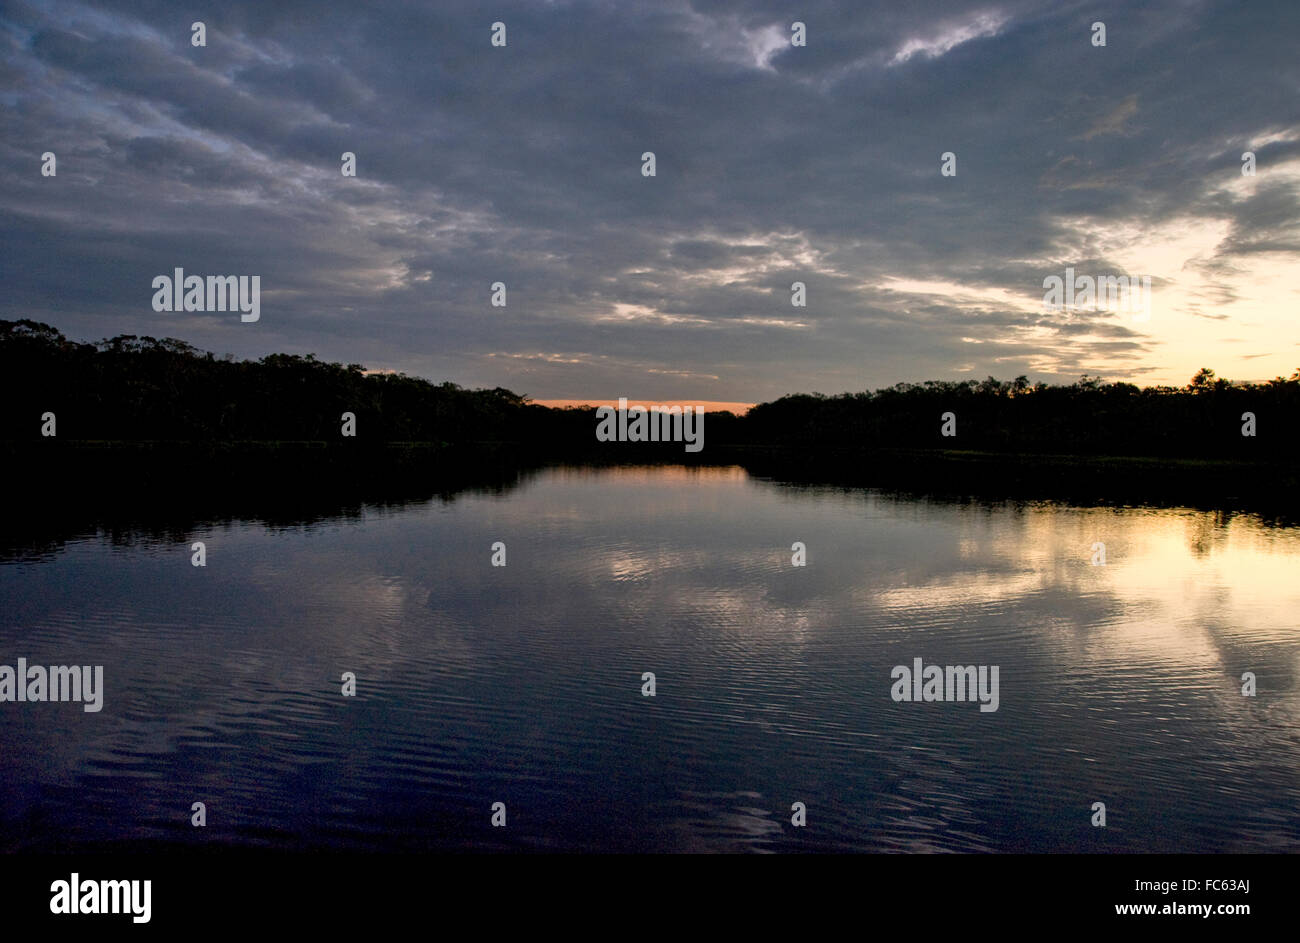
[3,318,1298,461]
[0,319,546,445]
[740,370,1300,460]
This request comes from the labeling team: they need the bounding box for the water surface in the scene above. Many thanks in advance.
[3,464,1298,852]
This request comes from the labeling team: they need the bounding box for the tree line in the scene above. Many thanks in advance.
[4,319,1297,460]
[738,368,1300,459]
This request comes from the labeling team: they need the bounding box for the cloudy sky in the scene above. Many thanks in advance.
[3,0,1299,405]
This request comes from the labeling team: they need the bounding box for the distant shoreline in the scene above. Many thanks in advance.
[532,399,754,415]
[7,439,1298,513]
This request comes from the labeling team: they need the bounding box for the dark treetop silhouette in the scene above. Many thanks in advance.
[4,319,1299,518]
[4,319,1297,458]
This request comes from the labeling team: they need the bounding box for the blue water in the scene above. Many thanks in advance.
[2,465,1298,852]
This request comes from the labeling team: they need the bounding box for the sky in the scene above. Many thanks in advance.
[2,0,1299,405]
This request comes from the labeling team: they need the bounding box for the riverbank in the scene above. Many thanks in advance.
[7,438,1298,513]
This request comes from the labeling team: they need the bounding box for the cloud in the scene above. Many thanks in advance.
[889,9,1009,66]
[1081,94,1139,141]
[3,0,1300,399]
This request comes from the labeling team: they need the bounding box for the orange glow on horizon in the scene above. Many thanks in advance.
[532,399,754,415]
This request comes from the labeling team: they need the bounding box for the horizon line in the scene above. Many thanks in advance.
[532,399,755,415]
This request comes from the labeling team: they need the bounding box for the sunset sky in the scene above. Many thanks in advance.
[3,0,1298,404]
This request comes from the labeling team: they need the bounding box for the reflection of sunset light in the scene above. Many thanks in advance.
[548,465,749,485]
[857,504,1300,668]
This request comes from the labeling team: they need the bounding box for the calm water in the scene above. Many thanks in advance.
[3,464,1299,853]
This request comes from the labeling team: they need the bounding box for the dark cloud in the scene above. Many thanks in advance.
[2,0,1299,399]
